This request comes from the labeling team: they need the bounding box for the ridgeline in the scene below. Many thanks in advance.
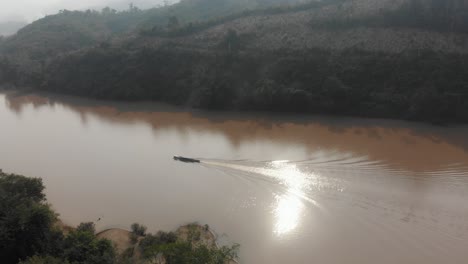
[1,0,467,123]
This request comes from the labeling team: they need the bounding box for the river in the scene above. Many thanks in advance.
[1,90,468,264]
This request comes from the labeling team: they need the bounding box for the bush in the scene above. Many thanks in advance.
[130,223,147,236]
[61,230,115,264]
[129,233,139,245]
[76,222,96,234]
[0,172,57,263]
[140,231,177,254]
[19,255,69,264]
[0,171,116,264]
[144,242,239,264]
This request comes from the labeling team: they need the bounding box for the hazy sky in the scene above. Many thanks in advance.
[0,0,177,22]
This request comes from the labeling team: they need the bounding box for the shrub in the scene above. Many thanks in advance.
[19,255,69,264]
[0,171,116,264]
[144,242,239,264]
[140,231,177,254]
[0,172,57,263]
[130,223,147,236]
[61,230,115,264]
[76,222,96,234]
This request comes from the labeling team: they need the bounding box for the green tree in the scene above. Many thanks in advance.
[223,29,241,53]
[0,172,58,263]
[167,16,180,30]
[61,230,115,264]
[76,222,96,234]
[101,7,112,16]
[140,231,177,252]
[130,223,147,236]
[19,255,69,264]
[0,171,117,264]
[144,242,239,264]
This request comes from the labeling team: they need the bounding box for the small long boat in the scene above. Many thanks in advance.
[173,156,200,163]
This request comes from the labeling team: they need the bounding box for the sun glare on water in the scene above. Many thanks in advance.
[203,159,320,236]
[267,161,315,236]
[273,193,304,235]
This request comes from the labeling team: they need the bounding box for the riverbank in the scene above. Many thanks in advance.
[2,1,468,124]
[3,44,468,125]
[1,86,464,128]
[2,90,468,264]
[0,170,239,264]
[95,224,238,264]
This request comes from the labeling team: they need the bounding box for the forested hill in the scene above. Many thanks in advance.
[1,0,468,123]
[0,0,305,76]
[0,0,305,55]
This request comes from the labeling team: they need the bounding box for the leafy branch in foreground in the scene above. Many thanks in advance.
[0,171,116,264]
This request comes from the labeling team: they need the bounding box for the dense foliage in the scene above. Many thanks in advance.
[0,0,307,60]
[138,225,239,264]
[130,223,148,236]
[26,46,467,123]
[0,170,116,264]
[139,0,308,30]
[0,170,241,264]
[143,242,239,264]
[0,0,309,83]
[141,0,346,37]
[312,0,468,33]
[0,171,55,263]
[1,0,468,123]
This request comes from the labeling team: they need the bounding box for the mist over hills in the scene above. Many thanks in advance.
[1,0,468,123]
[0,21,27,36]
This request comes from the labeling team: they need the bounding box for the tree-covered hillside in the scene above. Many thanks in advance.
[0,0,308,57]
[1,0,468,123]
[311,0,468,33]
[0,0,308,82]
[138,0,307,29]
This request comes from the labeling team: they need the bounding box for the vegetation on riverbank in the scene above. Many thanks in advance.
[32,47,468,123]
[125,223,239,264]
[0,170,239,264]
[0,170,115,264]
[1,0,468,123]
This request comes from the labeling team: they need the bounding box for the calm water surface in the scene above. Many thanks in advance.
[1,91,468,264]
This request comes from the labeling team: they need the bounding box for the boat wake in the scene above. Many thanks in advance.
[198,154,468,241]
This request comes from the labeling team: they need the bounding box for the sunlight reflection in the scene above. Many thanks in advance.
[269,161,310,236]
[202,159,320,236]
[274,193,304,235]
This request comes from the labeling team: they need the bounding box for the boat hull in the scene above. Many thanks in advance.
[173,156,200,163]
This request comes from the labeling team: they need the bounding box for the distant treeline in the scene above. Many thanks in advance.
[1,0,468,124]
[140,0,347,37]
[0,0,310,73]
[2,46,465,123]
[312,0,468,33]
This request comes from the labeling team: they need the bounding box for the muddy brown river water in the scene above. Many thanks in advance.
[1,91,468,264]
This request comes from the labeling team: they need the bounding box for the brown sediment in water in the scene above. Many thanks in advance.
[2,91,467,264]
[3,91,468,172]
